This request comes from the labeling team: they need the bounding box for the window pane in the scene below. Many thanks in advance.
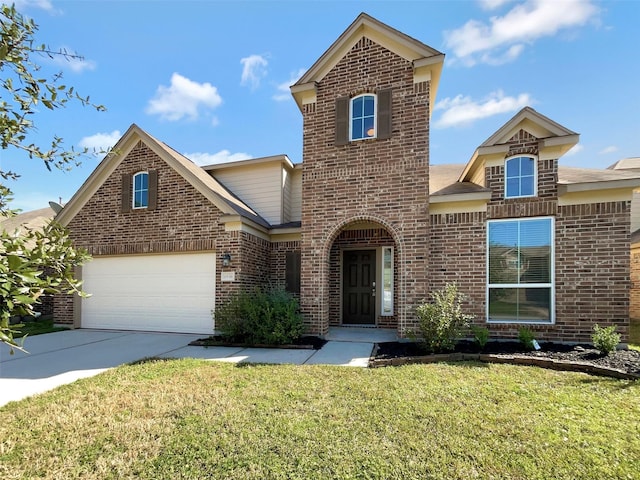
[489,288,550,322]
[488,222,519,283]
[519,219,551,283]
[363,96,375,116]
[363,117,375,137]
[506,177,520,197]
[520,158,534,176]
[352,118,363,139]
[506,158,520,177]
[488,288,517,320]
[352,97,363,117]
[382,247,393,314]
[141,173,148,189]
[520,176,534,196]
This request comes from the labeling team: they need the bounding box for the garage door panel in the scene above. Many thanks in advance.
[81,253,216,334]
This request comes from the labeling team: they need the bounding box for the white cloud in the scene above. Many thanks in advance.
[273,68,307,102]
[50,47,96,73]
[240,54,268,90]
[434,90,532,128]
[599,145,618,155]
[78,130,121,152]
[565,144,584,156]
[146,73,222,121]
[185,150,252,166]
[444,0,599,66]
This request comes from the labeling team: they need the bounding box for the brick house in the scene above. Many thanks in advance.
[54,13,640,343]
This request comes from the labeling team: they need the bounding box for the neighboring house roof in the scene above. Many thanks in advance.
[459,107,579,183]
[56,124,270,229]
[0,206,55,234]
[632,228,640,246]
[291,12,445,111]
[608,157,640,171]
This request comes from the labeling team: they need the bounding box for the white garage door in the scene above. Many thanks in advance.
[81,253,216,334]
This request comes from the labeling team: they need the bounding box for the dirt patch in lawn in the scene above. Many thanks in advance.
[372,340,640,379]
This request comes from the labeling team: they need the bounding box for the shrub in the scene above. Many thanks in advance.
[413,283,473,353]
[592,324,620,355]
[518,327,536,351]
[470,325,490,350]
[213,287,304,345]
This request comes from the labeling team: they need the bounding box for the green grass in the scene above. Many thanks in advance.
[12,317,68,338]
[1,361,638,479]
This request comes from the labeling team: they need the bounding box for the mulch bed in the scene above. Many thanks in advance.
[189,335,327,350]
[371,340,640,380]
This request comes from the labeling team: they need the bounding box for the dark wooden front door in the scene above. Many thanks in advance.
[342,250,376,325]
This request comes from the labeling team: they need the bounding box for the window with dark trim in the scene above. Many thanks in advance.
[335,89,392,146]
[121,170,158,213]
[285,251,301,294]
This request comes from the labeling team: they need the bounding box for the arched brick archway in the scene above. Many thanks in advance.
[301,214,409,336]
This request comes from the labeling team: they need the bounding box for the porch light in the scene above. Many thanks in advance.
[222,253,232,267]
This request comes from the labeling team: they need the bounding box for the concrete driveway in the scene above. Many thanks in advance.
[0,330,203,407]
[0,329,379,408]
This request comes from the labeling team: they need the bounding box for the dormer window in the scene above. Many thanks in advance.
[505,156,536,198]
[133,172,149,208]
[350,94,376,141]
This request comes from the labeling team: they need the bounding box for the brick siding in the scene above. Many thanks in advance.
[300,37,430,336]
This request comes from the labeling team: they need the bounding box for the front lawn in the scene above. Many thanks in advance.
[12,317,68,338]
[0,361,637,479]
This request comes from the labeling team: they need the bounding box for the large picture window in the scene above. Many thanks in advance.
[487,217,553,323]
[505,156,536,198]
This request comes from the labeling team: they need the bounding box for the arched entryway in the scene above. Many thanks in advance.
[324,217,403,332]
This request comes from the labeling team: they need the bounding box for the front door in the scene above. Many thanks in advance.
[342,250,376,325]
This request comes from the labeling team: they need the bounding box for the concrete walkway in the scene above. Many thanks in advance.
[0,327,396,408]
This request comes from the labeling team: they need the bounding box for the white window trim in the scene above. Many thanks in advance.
[486,216,555,325]
[504,155,537,199]
[132,171,149,209]
[380,246,394,316]
[349,93,377,142]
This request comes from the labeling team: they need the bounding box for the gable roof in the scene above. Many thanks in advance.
[291,12,445,110]
[56,124,269,228]
[459,107,579,183]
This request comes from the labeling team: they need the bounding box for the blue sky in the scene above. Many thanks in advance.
[3,0,638,211]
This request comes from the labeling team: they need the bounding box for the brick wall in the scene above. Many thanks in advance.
[300,37,430,335]
[271,240,301,292]
[429,212,486,321]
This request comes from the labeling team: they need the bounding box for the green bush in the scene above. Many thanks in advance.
[471,325,490,350]
[413,283,473,353]
[213,287,303,345]
[518,327,536,350]
[592,324,620,355]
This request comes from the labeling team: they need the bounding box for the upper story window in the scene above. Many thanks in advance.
[335,89,392,146]
[350,94,376,141]
[505,156,536,198]
[133,172,149,209]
